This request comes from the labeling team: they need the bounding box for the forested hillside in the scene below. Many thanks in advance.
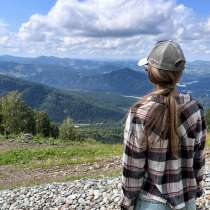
[0,74,136,123]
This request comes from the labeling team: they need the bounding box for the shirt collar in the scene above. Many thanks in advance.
[149,92,192,105]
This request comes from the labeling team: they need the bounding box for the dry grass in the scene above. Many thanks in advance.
[207,132,210,147]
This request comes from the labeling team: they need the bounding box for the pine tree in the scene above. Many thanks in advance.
[49,122,59,138]
[34,111,51,137]
[0,91,35,135]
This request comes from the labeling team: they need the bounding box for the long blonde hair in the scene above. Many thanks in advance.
[129,64,183,158]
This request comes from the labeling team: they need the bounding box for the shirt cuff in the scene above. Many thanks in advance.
[120,205,134,210]
[120,194,136,210]
[196,179,205,198]
[196,186,204,198]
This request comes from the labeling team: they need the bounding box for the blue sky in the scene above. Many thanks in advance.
[177,0,210,18]
[0,0,56,31]
[0,0,210,60]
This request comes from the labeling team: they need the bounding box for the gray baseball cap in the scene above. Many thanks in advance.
[137,40,186,71]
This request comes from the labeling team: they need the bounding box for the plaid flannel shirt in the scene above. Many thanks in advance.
[120,92,207,210]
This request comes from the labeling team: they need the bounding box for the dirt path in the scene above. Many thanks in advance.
[1,143,209,191]
[0,155,122,190]
[0,140,66,153]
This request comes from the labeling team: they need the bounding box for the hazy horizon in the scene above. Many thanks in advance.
[0,54,210,63]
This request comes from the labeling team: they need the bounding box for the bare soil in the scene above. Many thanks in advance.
[0,155,122,190]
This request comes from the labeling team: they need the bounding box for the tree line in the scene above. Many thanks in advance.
[0,91,83,141]
[0,90,209,143]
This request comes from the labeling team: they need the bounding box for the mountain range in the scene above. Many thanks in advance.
[0,55,209,122]
[0,73,138,123]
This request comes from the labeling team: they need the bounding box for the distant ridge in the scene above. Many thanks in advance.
[0,55,210,111]
[0,73,136,123]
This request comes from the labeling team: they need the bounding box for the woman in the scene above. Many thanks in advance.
[120,40,207,210]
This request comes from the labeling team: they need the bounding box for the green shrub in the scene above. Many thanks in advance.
[59,117,83,142]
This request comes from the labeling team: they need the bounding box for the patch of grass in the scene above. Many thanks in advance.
[0,168,121,190]
[17,156,110,170]
[0,141,123,167]
[206,132,210,147]
[63,168,121,182]
[0,134,12,142]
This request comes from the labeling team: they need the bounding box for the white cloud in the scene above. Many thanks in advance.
[0,20,21,52]
[0,20,10,43]
[0,0,209,59]
[19,0,178,41]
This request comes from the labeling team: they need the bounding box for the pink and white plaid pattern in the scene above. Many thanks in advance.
[120,92,207,210]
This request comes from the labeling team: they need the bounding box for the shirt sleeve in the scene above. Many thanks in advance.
[120,108,147,210]
[193,103,207,197]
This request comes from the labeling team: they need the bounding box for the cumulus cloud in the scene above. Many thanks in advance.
[19,0,178,41]
[0,0,209,59]
[0,20,10,43]
[0,20,21,52]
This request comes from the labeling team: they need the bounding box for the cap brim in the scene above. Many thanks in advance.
[137,57,148,66]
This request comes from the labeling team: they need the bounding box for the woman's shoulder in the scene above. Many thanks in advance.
[130,98,155,121]
[185,93,205,113]
[179,92,203,106]
[192,98,204,110]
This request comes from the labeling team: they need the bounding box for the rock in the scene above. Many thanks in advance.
[20,133,33,142]
[0,174,210,210]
